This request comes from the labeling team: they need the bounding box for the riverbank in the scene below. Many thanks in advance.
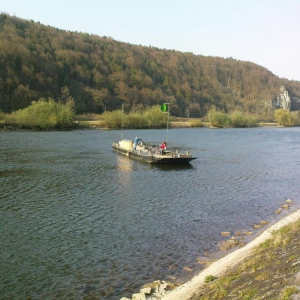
[121,204,300,300]
[162,207,300,300]
[74,120,281,129]
[0,119,281,130]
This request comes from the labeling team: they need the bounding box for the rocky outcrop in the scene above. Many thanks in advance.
[120,281,177,300]
[270,85,291,110]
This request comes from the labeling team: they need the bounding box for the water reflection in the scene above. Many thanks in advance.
[116,155,134,188]
[117,155,133,172]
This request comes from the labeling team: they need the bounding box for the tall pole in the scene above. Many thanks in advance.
[161,103,170,143]
[121,104,124,140]
[166,103,169,143]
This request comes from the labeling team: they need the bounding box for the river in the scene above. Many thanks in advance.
[1,127,299,299]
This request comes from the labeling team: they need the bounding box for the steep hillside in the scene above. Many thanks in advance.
[1,13,300,118]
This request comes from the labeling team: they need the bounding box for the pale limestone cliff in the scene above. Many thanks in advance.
[271,85,291,110]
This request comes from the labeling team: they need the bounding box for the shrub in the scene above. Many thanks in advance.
[126,111,148,129]
[143,105,168,128]
[229,111,256,127]
[99,105,168,129]
[190,119,203,127]
[291,111,300,126]
[274,109,293,126]
[100,110,124,129]
[208,110,231,128]
[4,98,75,129]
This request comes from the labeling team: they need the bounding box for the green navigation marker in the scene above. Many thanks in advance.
[161,103,168,112]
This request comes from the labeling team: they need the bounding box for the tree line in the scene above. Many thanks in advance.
[1,13,300,121]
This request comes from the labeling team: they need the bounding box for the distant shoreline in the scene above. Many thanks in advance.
[75,120,282,129]
[0,120,283,131]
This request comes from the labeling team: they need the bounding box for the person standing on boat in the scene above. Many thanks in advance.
[133,136,142,151]
[160,141,167,151]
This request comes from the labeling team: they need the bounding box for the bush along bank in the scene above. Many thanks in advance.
[2,98,76,130]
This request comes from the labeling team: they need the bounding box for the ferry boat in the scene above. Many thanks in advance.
[112,139,196,164]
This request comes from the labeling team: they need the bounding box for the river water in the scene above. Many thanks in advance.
[1,127,300,300]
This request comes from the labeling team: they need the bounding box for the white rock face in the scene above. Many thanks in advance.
[271,85,291,110]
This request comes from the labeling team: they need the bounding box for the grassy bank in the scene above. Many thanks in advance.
[2,103,290,130]
[191,212,300,300]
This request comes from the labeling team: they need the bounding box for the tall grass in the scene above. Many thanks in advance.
[4,98,75,130]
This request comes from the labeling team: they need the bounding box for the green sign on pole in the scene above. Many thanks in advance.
[161,103,168,112]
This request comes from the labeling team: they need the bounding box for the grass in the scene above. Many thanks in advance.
[204,275,217,283]
[280,286,299,300]
[196,217,300,300]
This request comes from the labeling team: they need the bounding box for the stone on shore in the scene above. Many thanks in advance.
[132,293,146,300]
[244,231,253,235]
[260,220,269,225]
[234,230,253,236]
[140,287,151,295]
[253,224,262,229]
[218,236,245,251]
[196,256,211,264]
[286,199,295,204]
[221,231,231,237]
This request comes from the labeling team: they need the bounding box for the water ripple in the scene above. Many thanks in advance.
[1,128,300,299]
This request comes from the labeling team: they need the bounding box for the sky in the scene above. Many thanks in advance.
[2,0,300,81]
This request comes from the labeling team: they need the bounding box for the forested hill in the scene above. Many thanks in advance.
[1,13,300,118]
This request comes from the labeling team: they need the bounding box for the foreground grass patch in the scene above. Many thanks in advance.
[197,216,300,299]
[280,286,299,300]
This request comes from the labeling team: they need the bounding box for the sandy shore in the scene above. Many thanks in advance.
[162,208,300,300]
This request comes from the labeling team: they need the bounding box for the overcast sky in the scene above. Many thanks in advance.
[2,0,300,81]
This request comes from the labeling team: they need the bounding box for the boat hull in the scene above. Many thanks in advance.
[112,142,196,164]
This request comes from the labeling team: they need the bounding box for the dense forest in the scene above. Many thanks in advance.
[1,13,300,119]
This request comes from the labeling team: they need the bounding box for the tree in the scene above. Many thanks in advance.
[274,109,293,126]
[208,109,231,127]
[1,13,300,119]
[6,98,75,129]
